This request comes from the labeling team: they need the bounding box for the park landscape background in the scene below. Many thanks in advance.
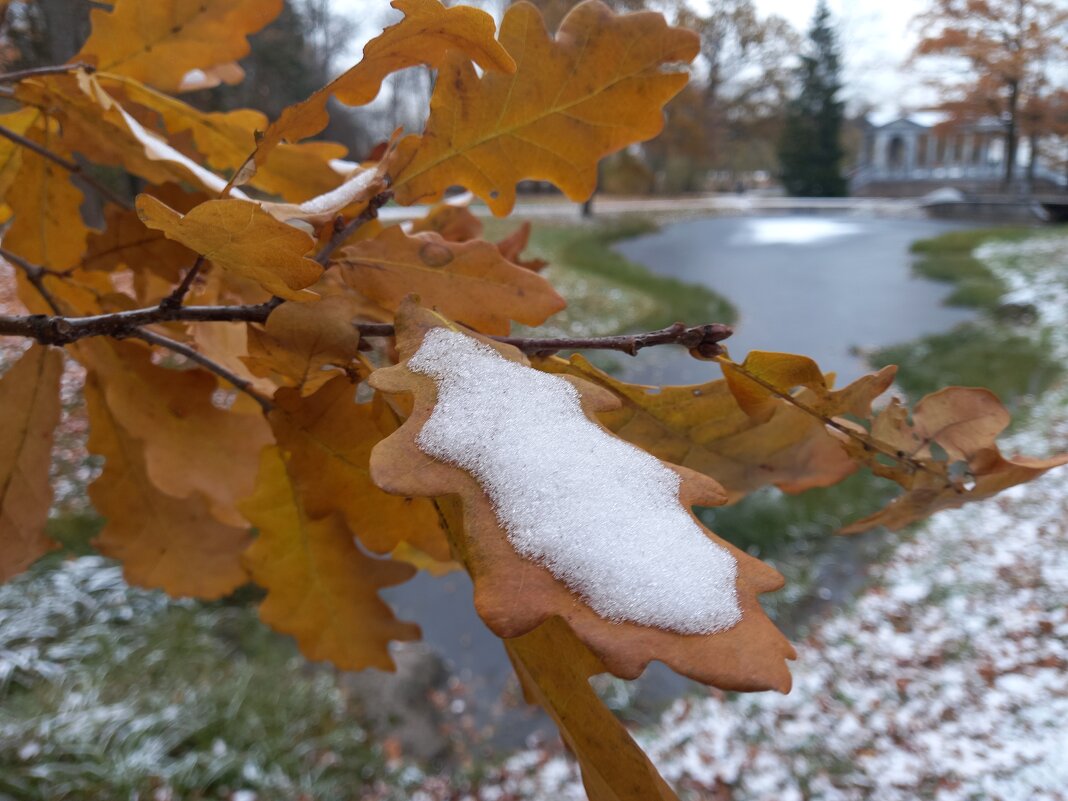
[2,1,1068,799]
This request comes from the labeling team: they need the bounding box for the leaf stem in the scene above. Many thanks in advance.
[315,191,393,266]
[159,256,206,310]
[0,62,96,83]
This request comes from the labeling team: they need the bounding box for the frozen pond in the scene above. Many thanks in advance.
[617,214,975,386]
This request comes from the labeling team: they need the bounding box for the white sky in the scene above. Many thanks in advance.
[331,0,936,117]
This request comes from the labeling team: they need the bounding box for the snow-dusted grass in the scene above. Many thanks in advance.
[0,558,393,801]
[409,231,1068,800]
[411,328,741,635]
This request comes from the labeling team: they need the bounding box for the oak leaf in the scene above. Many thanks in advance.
[0,108,41,199]
[840,387,1068,533]
[136,195,323,301]
[238,446,420,671]
[409,203,485,242]
[85,375,251,598]
[77,0,282,94]
[78,340,271,527]
[537,354,895,501]
[243,297,364,395]
[269,376,451,562]
[0,345,63,581]
[496,221,548,272]
[82,184,204,281]
[255,0,515,165]
[370,305,794,691]
[390,0,699,214]
[336,226,565,335]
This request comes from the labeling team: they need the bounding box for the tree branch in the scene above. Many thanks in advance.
[159,256,206,310]
[130,328,273,412]
[0,123,131,210]
[0,62,96,83]
[0,301,733,358]
[315,191,393,266]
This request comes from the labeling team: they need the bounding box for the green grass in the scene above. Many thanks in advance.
[0,559,397,801]
[485,216,737,338]
[909,226,1038,312]
[881,225,1068,408]
[869,322,1063,408]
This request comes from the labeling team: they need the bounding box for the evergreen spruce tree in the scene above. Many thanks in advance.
[778,1,847,197]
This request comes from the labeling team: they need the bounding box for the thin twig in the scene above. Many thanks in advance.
[159,256,206,310]
[129,328,273,412]
[0,246,62,315]
[497,322,734,358]
[0,62,96,83]
[315,191,393,266]
[0,123,131,209]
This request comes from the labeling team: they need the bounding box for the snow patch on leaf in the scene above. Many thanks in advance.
[408,328,741,635]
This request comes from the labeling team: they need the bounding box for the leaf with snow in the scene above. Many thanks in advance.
[370,304,794,691]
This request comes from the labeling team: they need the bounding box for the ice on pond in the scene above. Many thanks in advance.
[409,328,741,635]
[737,217,863,246]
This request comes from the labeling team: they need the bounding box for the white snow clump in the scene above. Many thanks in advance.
[408,328,742,635]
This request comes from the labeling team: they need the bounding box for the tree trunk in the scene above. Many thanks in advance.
[1003,80,1020,190]
[1026,133,1038,194]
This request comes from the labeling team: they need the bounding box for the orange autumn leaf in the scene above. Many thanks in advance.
[390,0,699,214]
[336,226,565,335]
[0,108,41,199]
[238,445,420,671]
[496,221,548,272]
[721,350,828,421]
[840,387,1068,533]
[136,195,323,301]
[85,376,251,598]
[254,0,514,165]
[0,345,63,581]
[370,305,795,692]
[537,354,896,501]
[77,0,282,94]
[409,203,485,242]
[78,340,271,528]
[243,297,364,395]
[269,376,451,563]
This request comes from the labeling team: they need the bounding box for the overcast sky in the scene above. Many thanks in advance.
[331,0,936,118]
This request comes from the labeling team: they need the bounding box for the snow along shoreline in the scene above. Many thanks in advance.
[401,233,1068,801]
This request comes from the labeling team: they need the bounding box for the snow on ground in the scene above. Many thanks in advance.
[409,233,1068,800]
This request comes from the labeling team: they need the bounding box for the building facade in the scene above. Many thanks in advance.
[851,115,1066,196]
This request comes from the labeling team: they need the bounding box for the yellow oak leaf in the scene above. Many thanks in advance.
[269,376,451,563]
[507,617,679,801]
[721,351,828,421]
[238,445,420,671]
[82,184,205,281]
[3,125,89,280]
[537,354,896,501]
[370,304,795,692]
[85,375,251,598]
[136,195,323,301]
[0,108,41,199]
[390,0,699,214]
[77,0,282,94]
[255,0,514,164]
[0,345,63,581]
[336,225,565,335]
[243,297,363,395]
[496,221,548,272]
[77,340,271,528]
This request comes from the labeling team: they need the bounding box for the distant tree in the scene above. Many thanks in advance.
[777,0,846,197]
[912,0,1068,189]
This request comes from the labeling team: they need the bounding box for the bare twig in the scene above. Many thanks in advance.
[315,191,393,266]
[0,123,131,209]
[0,62,96,83]
[130,328,273,412]
[497,322,734,358]
[0,246,62,315]
[159,256,206,310]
